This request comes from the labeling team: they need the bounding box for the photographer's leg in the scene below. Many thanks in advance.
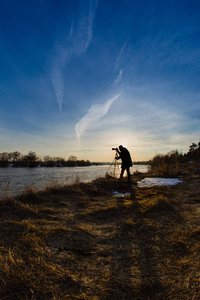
[127,167,131,183]
[120,168,125,181]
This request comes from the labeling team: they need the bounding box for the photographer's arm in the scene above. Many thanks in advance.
[115,149,121,160]
[116,148,120,155]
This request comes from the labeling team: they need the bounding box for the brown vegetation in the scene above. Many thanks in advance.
[149,140,200,176]
[0,161,200,299]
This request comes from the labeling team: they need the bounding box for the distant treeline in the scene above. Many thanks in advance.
[149,140,200,176]
[133,161,151,165]
[0,152,92,168]
[1,140,199,169]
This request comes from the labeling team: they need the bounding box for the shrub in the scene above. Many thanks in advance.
[150,150,181,176]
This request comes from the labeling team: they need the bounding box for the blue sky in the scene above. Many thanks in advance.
[0,0,200,162]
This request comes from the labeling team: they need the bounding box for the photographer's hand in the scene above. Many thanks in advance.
[116,148,120,155]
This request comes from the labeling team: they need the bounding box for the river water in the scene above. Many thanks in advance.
[0,164,149,197]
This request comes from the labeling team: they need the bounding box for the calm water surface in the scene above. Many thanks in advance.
[0,165,149,197]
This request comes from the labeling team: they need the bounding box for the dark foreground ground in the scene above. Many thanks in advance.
[0,161,200,299]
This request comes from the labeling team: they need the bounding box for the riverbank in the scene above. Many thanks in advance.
[0,165,149,197]
[0,162,199,299]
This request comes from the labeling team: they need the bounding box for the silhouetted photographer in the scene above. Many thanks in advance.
[115,145,132,183]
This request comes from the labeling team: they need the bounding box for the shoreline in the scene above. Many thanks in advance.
[0,165,149,197]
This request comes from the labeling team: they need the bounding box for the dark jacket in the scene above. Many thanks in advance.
[116,147,132,168]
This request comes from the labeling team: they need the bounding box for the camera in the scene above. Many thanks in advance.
[112,148,118,151]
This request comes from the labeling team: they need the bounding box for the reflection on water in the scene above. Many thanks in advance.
[0,165,149,197]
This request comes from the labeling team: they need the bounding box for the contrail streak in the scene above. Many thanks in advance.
[72,0,98,55]
[49,0,98,112]
[76,94,121,140]
[114,69,124,86]
[49,42,71,113]
[115,38,129,69]
[83,0,98,52]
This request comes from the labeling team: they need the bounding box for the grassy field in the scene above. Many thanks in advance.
[0,161,200,299]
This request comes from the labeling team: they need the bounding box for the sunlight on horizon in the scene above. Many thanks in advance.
[0,1,199,162]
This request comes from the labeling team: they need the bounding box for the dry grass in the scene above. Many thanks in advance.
[149,152,181,177]
[0,166,200,299]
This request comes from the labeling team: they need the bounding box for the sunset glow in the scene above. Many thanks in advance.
[0,1,200,161]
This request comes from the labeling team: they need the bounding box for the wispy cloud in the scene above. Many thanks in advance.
[114,69,124,86]
[69,21,74,41]
[48,43,71,113]
[70,0,98,55]
[113,38,129,88]
[115,38,129,69]
[76,93,121,140]
[83,0,99,53]
[48,0,98,112]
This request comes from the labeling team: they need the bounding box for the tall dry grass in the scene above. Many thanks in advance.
[149,151,181,176]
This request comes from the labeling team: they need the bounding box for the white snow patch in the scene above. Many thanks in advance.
[112,191,130,198]
[137,178,182,188]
